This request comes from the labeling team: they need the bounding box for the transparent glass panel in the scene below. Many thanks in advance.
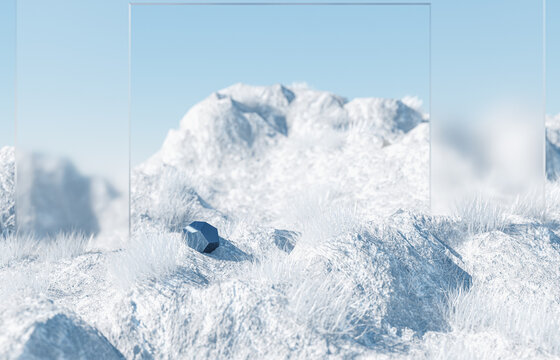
[131,4,430,232]
[16,2,129,239]
[0,0,15,235]
[431,1,545,214]
[547,0,560,182]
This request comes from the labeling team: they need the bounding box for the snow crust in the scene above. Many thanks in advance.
[0,86,559,359]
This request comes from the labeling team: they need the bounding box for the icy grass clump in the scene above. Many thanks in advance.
[108,230,184,288]
[451,187,560,237]
[0,232,90,267]
[39,233,91,262]
[131,166,219,232]
[452,196,508,235]
[244,254,369,339]
[446,286,560,356]
[282,188,362,253]
[0,232,92,304]
[0,263,51,302]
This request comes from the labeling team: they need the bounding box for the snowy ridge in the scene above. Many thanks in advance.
[143,83,425,172]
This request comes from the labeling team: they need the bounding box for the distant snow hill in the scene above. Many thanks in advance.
[0,148,120,237]
[141,83,426,171]
[134,83,430,228]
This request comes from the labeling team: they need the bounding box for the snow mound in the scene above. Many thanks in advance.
[98,211,470,358]
[18,314,124,360]
[136,83,429,227]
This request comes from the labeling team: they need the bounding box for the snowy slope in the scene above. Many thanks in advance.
[1,86,560,359]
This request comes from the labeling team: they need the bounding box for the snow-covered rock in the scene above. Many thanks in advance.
[18,314,124,360]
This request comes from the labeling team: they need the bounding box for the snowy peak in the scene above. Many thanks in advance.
[157,83,426,169]
[345,97,425,140]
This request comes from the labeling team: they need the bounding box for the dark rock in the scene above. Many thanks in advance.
[182,221,220,253]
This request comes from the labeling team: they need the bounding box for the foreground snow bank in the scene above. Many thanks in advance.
[0,211,472,359]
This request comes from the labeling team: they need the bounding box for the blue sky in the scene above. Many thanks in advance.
[0,0,15,148]
[0,0,558,173]
[548,0,560,117]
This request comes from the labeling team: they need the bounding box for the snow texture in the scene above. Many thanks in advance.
[0,84,559,359]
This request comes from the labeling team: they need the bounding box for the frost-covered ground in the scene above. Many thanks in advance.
[1,84,560,359]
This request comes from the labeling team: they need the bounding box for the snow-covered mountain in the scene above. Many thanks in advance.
[144,83,425,170]
[1,85,560,359]
[136,83,429,229]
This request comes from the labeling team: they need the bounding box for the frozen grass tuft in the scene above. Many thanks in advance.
[0,232,90,267]
[444,285,560,357]
[108,230,184,288]
[452,196,508,235]
[131,167,207,232]
[244,255,368,339]
[40,232,91,262]
[283,188,362,254]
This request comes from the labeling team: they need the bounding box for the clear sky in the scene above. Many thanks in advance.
[548,0,560,117]
[0,0,558,176]
[0,0,15,148]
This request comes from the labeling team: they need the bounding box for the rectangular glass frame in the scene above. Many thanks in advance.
[15,1,129,239]
[129,2,432,231]
[430,0,546,214]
